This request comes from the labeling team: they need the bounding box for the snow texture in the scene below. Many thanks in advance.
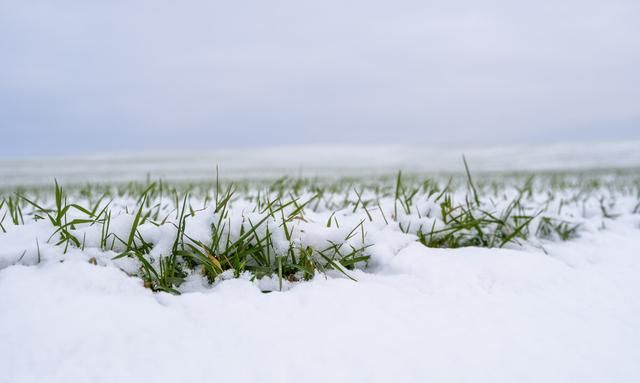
[1,217,639,382]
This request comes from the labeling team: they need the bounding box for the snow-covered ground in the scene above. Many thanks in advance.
[1,217,639,382]
[1,139,639,186]
[1,148,639,383]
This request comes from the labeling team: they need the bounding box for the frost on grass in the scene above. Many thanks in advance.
[1,168,639,293]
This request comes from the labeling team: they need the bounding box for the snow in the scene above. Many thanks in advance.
[1,216,639,382]
[1,161,639,382]
[1,139,639,186]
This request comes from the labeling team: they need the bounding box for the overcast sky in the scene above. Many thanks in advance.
[1,0,639,157]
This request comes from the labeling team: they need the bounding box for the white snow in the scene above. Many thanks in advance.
[1,216,639,382]
[1,161,639,382]
[1,139,639,186]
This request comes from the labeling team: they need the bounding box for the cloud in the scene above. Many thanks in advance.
[1,0,639,156]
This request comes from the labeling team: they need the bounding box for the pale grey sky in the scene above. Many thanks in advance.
[1,0,639,156]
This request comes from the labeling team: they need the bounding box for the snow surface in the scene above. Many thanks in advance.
[1,216,639,382]
[2,139,639,186]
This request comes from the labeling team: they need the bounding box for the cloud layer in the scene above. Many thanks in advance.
[1,0,639,156]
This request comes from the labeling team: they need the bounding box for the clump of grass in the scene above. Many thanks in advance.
[536,217,580,241]
[5,196,25,226]
[178,186,370,292]
[20,181,97,253]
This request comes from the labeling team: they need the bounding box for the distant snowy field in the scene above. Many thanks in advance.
[1,141,639,383]
[2,139,639,185]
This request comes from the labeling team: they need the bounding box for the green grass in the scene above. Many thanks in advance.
[1,165,638,293]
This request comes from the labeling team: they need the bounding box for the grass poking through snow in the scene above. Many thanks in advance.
[1,164,638,293]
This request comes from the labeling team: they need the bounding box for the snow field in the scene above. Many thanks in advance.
[1,170,639,382]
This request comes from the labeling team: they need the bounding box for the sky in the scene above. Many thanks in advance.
[1,0,639,157]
